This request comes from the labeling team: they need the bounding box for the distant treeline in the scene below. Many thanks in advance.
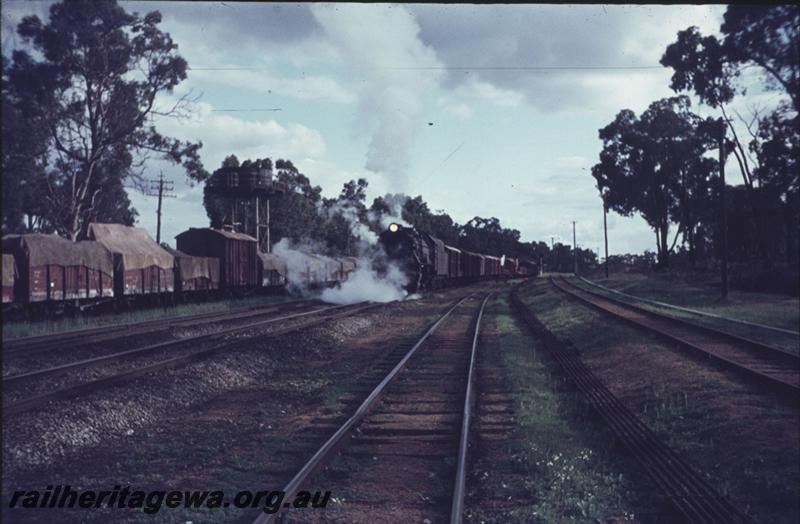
[202,155,598,270]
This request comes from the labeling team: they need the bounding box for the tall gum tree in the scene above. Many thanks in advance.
[592,96,718,268]
[660,5,800,266]
[6,0,206,240]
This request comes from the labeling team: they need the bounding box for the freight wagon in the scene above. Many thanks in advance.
[378,223,529,292]
[176,227,259,290]
[163,245,221,295]
[88,223,174,298]
[2,233,114,312]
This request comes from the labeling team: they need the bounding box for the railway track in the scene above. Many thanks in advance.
[2,298,320,358]
[254,294,490,524]
[510,289,753,524]
[551,276,800,400]
[3,301,379,416]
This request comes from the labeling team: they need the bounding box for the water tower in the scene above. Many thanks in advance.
[205,165,286,252]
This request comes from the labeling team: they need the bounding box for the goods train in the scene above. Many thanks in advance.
[378,223,538,292]
[1,221,537,315]
[1,223,357,315]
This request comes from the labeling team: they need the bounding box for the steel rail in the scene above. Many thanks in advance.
[510,290,752,523]
[572,278,799,361]
[3,303,349,387]
[551,277,800,400]
[450,294,490,524]
[2,299,320,355]
[578,275,800,337]
[3,303,380,417]
[253,294,478,524]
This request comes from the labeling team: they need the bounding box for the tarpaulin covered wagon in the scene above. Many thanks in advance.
[87,223,174,296]
[2,253,18,303]
[258,252,287,287]
[163,245,220,292]
[2,233,114,303]
[339,257,358,280]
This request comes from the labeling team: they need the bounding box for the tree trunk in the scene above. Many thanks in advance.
[787,200,794,264]
[655,224,670,268]
[721,106,772,268]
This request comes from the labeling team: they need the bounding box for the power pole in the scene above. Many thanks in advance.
[146,172,175,244]
[603,200,609,278]
[265,198,271,253]
[550,236,555,273]
[719,120,729,298]
[572,221,578,275]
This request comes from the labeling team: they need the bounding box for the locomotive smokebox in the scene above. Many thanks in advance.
[378,224,432,293]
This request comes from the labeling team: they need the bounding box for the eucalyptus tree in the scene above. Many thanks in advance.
[660,5,799,265]
[6,0,205,240]
[592,96,717,267]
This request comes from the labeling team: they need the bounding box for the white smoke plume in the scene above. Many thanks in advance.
[311,5,444,187]
[272,238,334,296]
[370,193,411,231]
[321,262,408,304]
[273,202,412,304]
[318,200,378,253]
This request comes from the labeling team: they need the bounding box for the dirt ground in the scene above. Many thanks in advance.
[7,276,793,523]
[2,284,490,523]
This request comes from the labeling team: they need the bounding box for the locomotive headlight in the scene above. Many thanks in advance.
[388,223,400,233]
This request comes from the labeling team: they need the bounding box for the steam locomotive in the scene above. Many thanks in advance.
[378,223,536,292]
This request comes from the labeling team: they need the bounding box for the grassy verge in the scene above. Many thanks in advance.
[471,293,652,523]
[565,275,799,353]
[585,273,799,332]
[1,293,299,340]
[518,278,800,524]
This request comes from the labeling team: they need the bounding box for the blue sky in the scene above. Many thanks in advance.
[5,2,781,255]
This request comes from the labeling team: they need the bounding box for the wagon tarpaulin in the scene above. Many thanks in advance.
[2,253,17,288]
[163,246,220,282]
[2,234,113,274]
[87,223,173,270]
[258,252,288,277]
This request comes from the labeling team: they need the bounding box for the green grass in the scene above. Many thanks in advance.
[518,278,800,524]
[1,293,299,340]
[588,273,799,330]
[471,295,650,523]
[569,274,799,352]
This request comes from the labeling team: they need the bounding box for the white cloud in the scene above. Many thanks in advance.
[189,68,354,105]
[411,4,727,115]
[457,79,524,108]
[446,103,473,120]
[153,100,327,170]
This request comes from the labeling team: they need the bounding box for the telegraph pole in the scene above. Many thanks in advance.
[146,172,175,244]
[603,200,609,278]
[572,221,578,275]
[719,120,729,298]
[550,236,555,274]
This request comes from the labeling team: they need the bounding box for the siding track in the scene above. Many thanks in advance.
[511,288,753,524]
[551,276,800,401]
